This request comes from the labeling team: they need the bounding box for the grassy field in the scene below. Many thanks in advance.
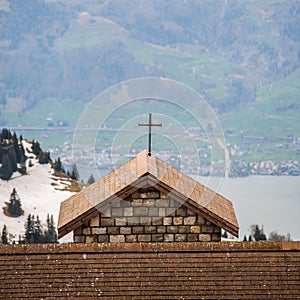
[223,69,300,138]
[55,16,128,50]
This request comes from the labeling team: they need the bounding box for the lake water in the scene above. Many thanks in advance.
[195,175,300,241]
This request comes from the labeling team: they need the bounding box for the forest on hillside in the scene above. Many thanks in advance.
[0,0,299,114]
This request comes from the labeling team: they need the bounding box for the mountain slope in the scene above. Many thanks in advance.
[0,140,75,242]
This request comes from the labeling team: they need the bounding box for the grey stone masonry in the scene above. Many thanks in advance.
[73,187,221,243]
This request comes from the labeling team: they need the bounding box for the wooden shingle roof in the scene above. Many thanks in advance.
[58,150,239,238]
[0,242,299,299]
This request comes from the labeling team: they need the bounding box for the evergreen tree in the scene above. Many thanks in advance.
[1,225,8,244]
[243,235,247,242]
[87,174,95,185]
[70,163,79,180]
[33,215,43,243]
[250,224,267,241]
[221,230,228,239]
[7,146,18,172]
[25,214,35,243]
[53,157,64,173]
[1,128,12,140]
[18,234,25,244]
[12,132,21,163]
[0,153,13,180]
[24,214,57,244]
[38,151,50,164]
[44,214,58,243]
[7,188,24,217]
[0,143,2,163]
[32,140,41,156]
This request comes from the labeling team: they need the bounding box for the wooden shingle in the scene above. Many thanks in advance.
[0,242,299,299]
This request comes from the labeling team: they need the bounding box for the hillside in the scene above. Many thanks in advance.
[0,139,76,243]
[0,0,299,162]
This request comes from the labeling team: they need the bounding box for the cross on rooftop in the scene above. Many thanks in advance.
[138,112,162,156]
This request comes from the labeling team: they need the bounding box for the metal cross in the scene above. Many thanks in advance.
[138,112,162,156]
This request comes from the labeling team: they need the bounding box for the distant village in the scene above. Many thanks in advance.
[49,135,300,178]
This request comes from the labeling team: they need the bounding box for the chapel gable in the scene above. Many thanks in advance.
[58,150,239,242]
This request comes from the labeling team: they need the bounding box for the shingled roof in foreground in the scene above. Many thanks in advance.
[58,150,239,238]
[0,242,299,299]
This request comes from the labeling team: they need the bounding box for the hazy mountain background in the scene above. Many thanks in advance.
[0,0,299,162]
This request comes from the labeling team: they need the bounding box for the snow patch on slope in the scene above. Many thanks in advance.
[0,140,75,242]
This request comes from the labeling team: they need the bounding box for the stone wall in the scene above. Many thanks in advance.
[74,187,221,243]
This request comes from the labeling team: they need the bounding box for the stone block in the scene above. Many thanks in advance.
[134,207,149,216]
[101,218,114,227]
[166,208,176,216]
[157,226,166,233]
[196,216,206,225]
[144,225,156,234]
[187,209,196,216]
[90,215,100,227]
[149,207,159,216]
[152,218,163,225]
[126,217,140,225]
[175,234,186,242]
[82,228,91,235]
[201,225,214,233]
[190,226,201,233]
[163,217,172,225]
[125,235,137,242]
[98,235,109,243]
[131,191,140,198]
[138,234,151,242]
[111,200,121,208]
[155,199,169,207]
[158,208,166,217]
[74,235,84,243]
[123,207,133,217]
[179,225,190,233]
[176,207,187,217]
[184,216,196,225]
[92,227,107,235]
[132,226,144,234]
[152,234,164,242]
[120,227,132,235]
[173,217,183,225]
[111,208,123,217]
[121,199,132,207]
[143,199,156,206]
[214,226,221,233]
[110,235,125,243]
[164,234,174,242]
[211,233,221,242]
[74,227,82,235]
[199,234,211,242]
[115,218,127,226]
[107,227,120,235]
[86,236,96,243]
[140,191,160,199]
[167,226,178,234]
[140,217,152,224]
[132,199,143,206]
[169,199,179,208]
[101,208,111,217]
[187,234,198,242]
